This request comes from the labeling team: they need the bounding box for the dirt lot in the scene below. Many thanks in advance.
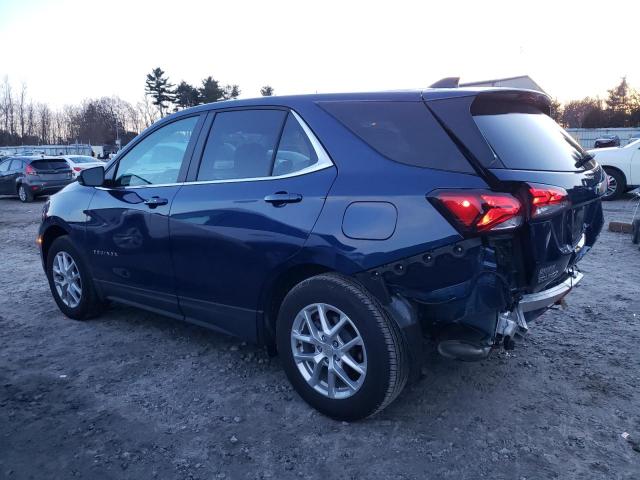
[0,195,639,480]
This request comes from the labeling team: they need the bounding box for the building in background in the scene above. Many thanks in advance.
[461,75,547,95]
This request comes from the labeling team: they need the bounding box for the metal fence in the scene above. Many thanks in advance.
[566,128,640,149]
[0,144,93,157]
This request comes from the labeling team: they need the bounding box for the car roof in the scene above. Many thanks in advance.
[160,87,550,124]
[10,155,66,162]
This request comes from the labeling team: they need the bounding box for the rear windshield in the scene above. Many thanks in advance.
[318,101,474,173]
[69,156,96,164]
[472,102,594,172]
[31,160,70,171]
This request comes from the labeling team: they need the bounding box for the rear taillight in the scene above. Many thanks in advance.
[528,184,569,218]
[25,164,36,175]
[73,167,82,172]
[429,190,523,234]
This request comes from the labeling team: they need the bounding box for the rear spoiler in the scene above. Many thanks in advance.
[424,84,551,116]
[429,77,460,88]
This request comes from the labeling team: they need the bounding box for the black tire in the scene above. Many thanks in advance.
[46,236,104,320]
[603,168,626,201]
[18,184,33,203]
[276,273,409,421]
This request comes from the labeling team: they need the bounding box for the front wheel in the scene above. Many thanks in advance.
[46,236,104,320]
[603,168,626,200]
[277,273,409,420]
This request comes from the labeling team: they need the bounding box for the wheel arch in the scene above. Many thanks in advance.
[603,165,628,187]
[259,262,333,349]
[41,223,70,264]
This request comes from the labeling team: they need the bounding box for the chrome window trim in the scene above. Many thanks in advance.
[97,110,334,191]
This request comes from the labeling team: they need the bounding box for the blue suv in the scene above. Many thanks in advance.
[39,87,606,420]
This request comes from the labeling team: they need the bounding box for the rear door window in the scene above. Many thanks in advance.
[9,159,23,170]
[472,101,593,172]
[197,109,287,181]
[318,101,474,173]
[272,114,319,176]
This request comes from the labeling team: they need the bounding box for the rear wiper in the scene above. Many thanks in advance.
[575,152,594,169]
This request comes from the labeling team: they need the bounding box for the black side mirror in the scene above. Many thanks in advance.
[78,166,105,187]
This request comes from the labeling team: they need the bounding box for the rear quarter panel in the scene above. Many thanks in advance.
[290,101,489,273]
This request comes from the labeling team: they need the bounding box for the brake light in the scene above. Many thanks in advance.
[25,164,36,175]
[429,190,523,234]
[73,167,82,172]
[528,184,569,218]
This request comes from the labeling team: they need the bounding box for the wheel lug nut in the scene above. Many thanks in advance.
[332,341,338,348]
[321,335,326,341]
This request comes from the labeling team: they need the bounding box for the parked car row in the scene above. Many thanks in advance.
[0,154,104,202]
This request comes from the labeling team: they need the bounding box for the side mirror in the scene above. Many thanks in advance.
[78,166,105,187]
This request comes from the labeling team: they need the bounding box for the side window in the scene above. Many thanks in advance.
[197,109,286,181]
[272,114,319,176]
[114,116,199,187]
[9,159,23,170]
[0,160,10,172]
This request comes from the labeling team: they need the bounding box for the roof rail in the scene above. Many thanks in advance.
[429,77,460,88]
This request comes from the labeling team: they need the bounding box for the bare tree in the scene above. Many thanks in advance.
[36,103,52,144]
[136,95,159,129]
[26,101,35,139]
[17,83,27,139]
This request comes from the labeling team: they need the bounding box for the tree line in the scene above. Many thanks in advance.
[2,72,639,149]
[551,77,640,128]
[145,67,273,116]
[0,70,274,148]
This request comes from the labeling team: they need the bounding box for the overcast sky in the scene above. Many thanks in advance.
[1,0,638,108]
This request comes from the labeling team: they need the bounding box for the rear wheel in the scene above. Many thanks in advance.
[46,236,104,320]
[18,184,33,203]
[603,168,626,200]
[277,273,409,420]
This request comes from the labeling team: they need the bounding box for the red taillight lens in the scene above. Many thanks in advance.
[73,167,82,172]
[528,184,569,218]
[25,164,36,175]
[430,190,523,234]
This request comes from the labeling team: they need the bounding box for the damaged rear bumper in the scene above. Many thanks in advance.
[520,270,583,313]
[358,239,586,362]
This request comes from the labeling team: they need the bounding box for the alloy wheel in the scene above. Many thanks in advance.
[604,174,617,199]
[52,251,82,308]
[290,303,367,399]
[18,186,26,202]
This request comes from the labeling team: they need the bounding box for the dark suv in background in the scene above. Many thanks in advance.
[38,87,606,420]
[0,156,73,202]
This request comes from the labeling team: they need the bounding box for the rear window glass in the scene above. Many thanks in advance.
[69,156,96,164]
[31,160,70,170]
[318,101,474,173]
[472,102,593,172]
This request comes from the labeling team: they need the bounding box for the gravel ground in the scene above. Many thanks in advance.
[1,194,639,480]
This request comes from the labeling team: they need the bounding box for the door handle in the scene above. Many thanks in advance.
[143,196,168,208]
[264,192,303,206]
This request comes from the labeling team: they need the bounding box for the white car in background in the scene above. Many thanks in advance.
[588,139,640,200]
[62,155,104,179]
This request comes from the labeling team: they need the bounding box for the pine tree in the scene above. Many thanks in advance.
[222,84,241,100]
[199,76,224,103]
[144,68,174,117]
[174,81,201,110]
[260,85,274,97]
